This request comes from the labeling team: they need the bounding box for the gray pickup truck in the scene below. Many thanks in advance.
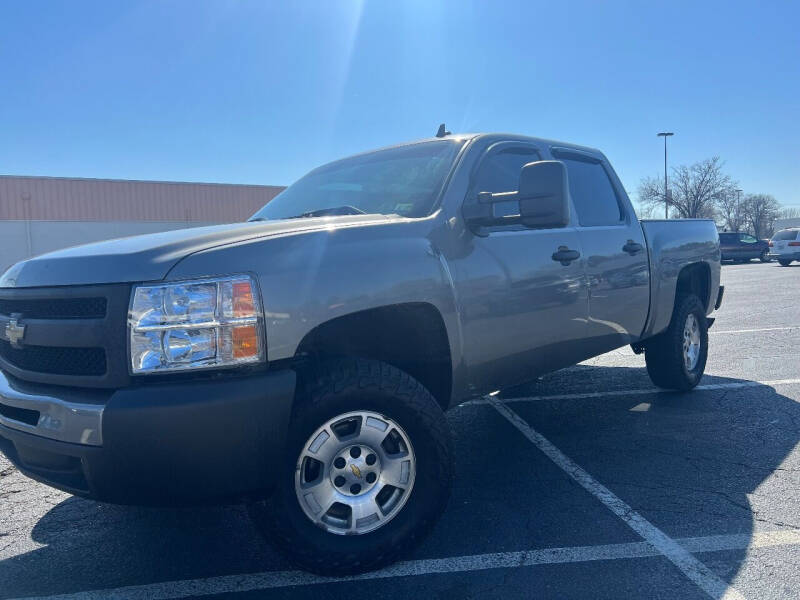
[0,132,723,574]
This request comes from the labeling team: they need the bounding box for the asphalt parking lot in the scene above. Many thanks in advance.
[1,261,799,600]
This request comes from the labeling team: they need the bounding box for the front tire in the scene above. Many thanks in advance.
[248,358,453,575]
[644,294,709,391]
[779,259,792,266]
[759,249,771,263]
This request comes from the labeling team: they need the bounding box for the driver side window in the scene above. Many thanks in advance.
[740,234,757,243]
[472,147,541,217]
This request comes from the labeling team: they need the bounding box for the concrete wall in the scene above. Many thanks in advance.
[0,220,218,272]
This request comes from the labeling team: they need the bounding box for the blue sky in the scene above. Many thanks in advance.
[2,1,798,208]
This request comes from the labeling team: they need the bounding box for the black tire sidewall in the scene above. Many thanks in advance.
[251,360,452,573]
[645,293,709,391]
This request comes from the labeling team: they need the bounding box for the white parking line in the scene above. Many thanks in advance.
[710,326,799,335]
[464,378,800,406]
[10,531,800,600]
[681,530,800,553]
[489,397,746,600]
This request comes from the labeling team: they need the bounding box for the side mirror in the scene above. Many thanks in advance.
[518,160,570,229]
[463,160,570,232]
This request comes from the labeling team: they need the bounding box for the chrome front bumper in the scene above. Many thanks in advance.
[0,370,105,446]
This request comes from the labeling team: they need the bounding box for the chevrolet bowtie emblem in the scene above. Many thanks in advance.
[5,315,26,349]
[350,464,362,479]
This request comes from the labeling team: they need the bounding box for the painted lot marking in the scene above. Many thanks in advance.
[9,531,800,600]
[489,398,746,600]
[710,326,799,335]
[465,378,800,406]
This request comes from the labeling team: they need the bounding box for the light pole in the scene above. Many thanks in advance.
[657,132,674,219]
[734,188,743,231]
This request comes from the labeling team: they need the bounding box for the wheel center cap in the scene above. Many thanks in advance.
[330,444,381,496]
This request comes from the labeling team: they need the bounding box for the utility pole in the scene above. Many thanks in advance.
[734,188,743,231]
[657,132,674,219]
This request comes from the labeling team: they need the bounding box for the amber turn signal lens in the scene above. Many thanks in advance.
[232,281,255,317]
[232,325,258,359]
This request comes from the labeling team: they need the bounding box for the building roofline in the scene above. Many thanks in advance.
[0,174,285,189]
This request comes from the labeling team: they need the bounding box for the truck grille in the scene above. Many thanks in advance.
[0,297,107,319]
[0,284,130,388]
[0,340,106,376]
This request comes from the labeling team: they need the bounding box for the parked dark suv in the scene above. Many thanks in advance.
[718,232,771,263]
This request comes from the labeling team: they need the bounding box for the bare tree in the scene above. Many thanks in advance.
[670,157,736,219]
[742,194,781,238]
[779,206,800,219]
[636,176,667,217]
[633,200,658,219]
[716,190,746,232]
[637,157,736,219]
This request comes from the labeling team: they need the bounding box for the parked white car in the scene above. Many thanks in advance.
[769,228,800,266]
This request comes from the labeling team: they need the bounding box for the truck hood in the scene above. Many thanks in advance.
[1,215,391,288]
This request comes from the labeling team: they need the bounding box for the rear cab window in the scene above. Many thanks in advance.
[554,152,624,227]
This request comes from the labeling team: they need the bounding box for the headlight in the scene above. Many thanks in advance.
[129,275,265,374]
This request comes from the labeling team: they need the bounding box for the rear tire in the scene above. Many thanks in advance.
[759,249,771,263]
[644,294,708,391]
[779,259,792,266]
[248,358,453,575]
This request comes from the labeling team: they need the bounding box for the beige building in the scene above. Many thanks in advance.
[0,175,284,271]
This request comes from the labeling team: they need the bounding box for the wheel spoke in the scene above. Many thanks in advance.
[380,455,412,489]
[357,414,391,449]
[300,483,337,520]
[348,497,383,531]
[303,427,338,465]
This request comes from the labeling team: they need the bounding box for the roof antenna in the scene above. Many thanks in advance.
[436,123,451,138]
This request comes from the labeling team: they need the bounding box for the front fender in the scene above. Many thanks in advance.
[167,220,462,372]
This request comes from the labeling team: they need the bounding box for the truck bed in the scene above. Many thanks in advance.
[639,219,721,340]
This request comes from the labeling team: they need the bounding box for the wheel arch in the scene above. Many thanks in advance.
[294,303,453,410]
[675,262,712,311]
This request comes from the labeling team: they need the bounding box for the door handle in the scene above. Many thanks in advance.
[622,240,644,255]
[552,246,581,266]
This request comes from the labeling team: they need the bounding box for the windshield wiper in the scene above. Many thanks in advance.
[286,205,368,219]
[250,206,399,222]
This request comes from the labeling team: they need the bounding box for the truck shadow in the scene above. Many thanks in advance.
[1,366,798,599]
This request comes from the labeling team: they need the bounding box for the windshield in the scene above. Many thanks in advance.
[772,229,799,240]
[250,140,464,221]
